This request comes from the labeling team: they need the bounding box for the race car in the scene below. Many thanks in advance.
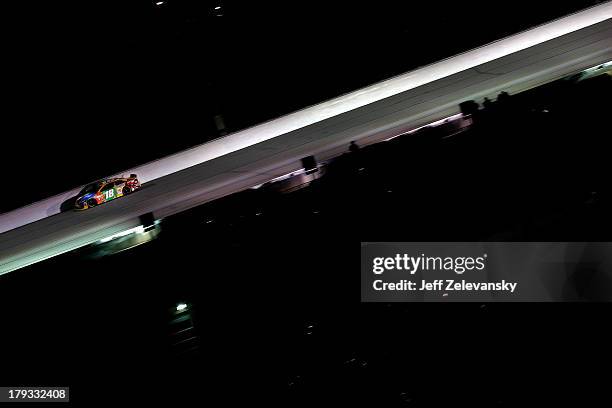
[74,174,141,210]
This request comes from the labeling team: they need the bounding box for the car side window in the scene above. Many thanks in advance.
[102,182,115,191]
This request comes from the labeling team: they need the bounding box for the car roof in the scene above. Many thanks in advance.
[84,176,132,189]
[103,177,125,183]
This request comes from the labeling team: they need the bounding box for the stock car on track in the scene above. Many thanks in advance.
[74,174,141,210]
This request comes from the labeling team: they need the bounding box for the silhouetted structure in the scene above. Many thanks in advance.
[483,97,493,109]
[301,155,318,175]
[459,100,480,116]
[497,91,511,103]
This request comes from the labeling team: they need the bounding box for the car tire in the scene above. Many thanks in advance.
[123,187,132,195]
[87,199,97,208]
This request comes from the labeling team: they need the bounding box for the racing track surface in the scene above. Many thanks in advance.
[2,2,612,235]
[1,3,611,275]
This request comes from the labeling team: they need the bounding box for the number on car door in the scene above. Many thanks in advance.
[103,182,116,201]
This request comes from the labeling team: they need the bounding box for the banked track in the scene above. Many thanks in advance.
[1,2,612,275]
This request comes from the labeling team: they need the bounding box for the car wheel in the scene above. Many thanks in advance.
[123,187,132,195]
[87,199,97,208]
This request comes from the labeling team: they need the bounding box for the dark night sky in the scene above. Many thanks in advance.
[1,0,602,212]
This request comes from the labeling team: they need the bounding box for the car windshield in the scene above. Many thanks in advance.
[79,182,102,196]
